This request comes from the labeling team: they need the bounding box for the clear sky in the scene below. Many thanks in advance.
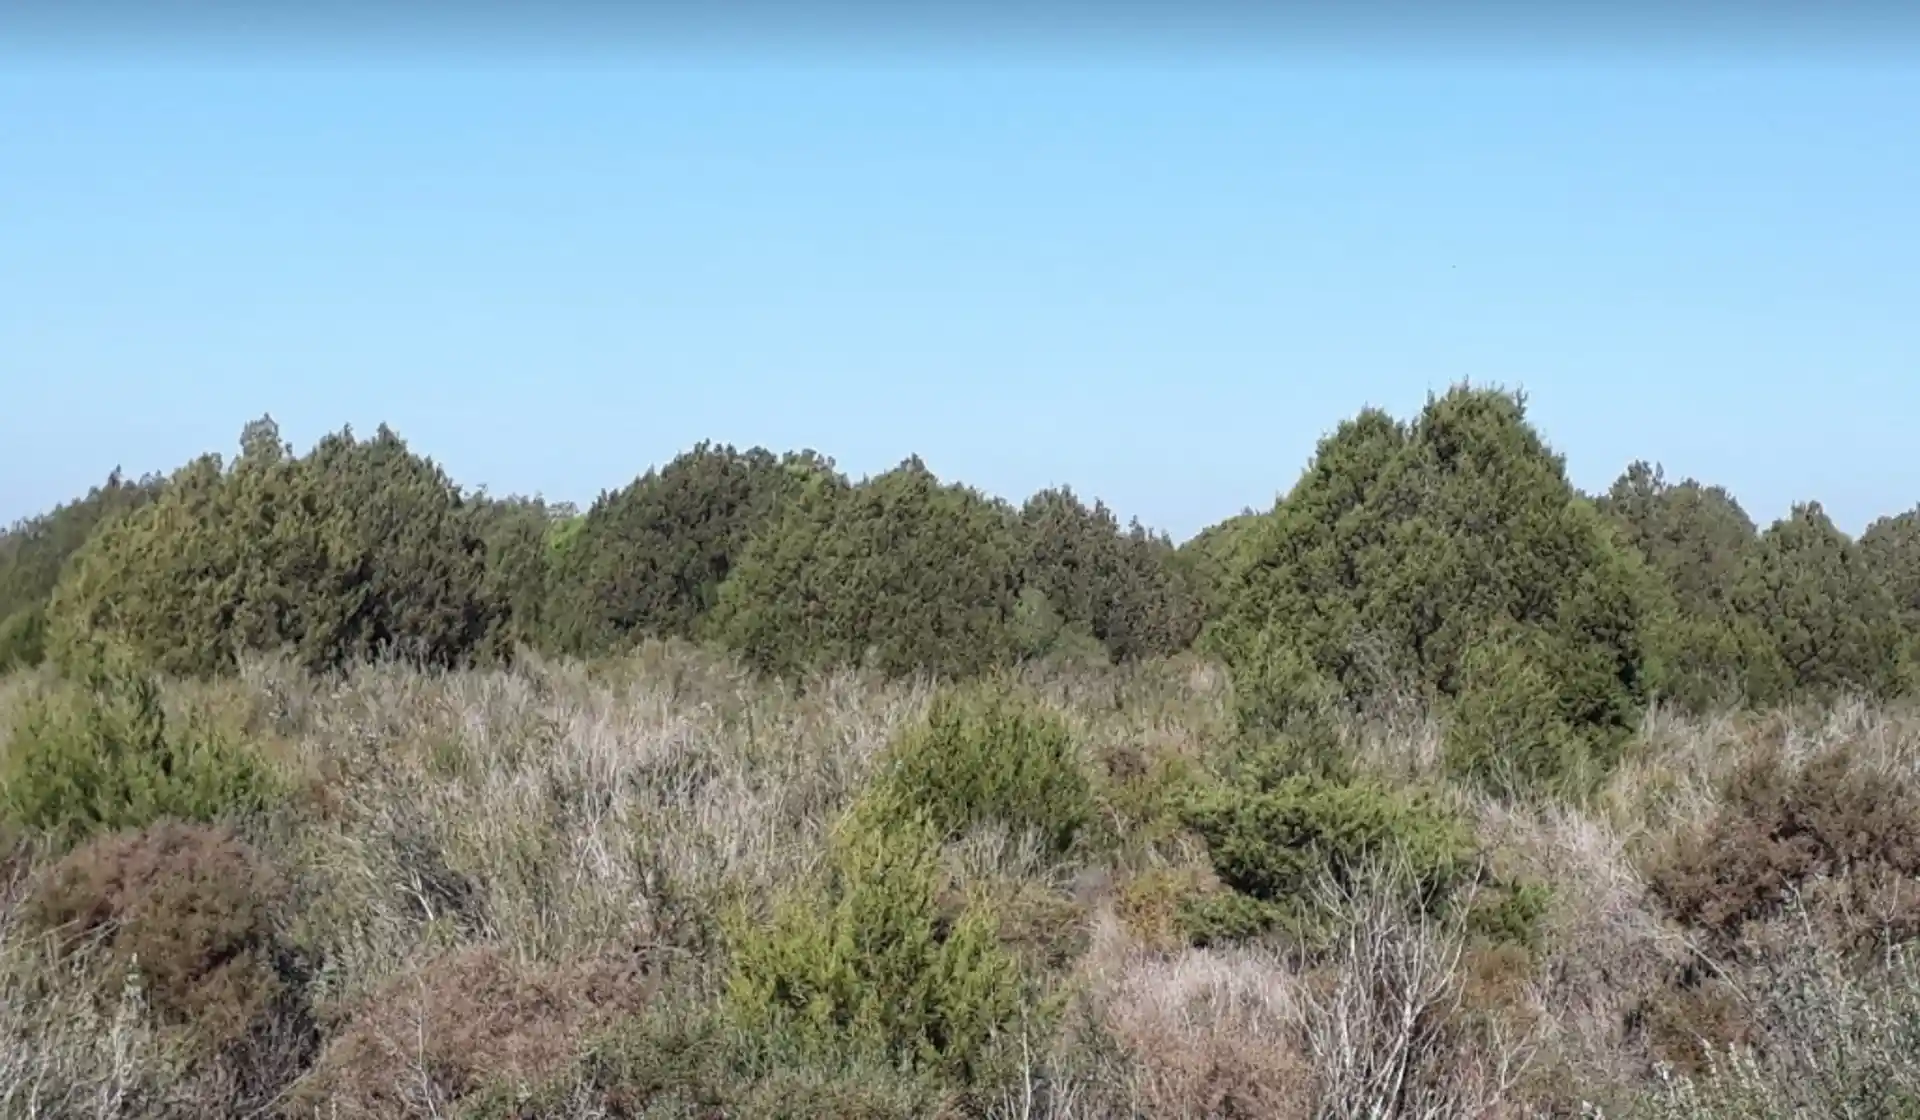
[4,42,1917,542]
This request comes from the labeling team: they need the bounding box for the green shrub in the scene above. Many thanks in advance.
[46,418,494,677]
[543,443,810,656]
[0,604,45,671]
[1205,387,1656,764]
[723,790,1028,1085]
[1443,629,1606,798]
[0,649,279,848]
[1017,486,1202,662]
[1181,772,1476,935]
[711,456,1024,679]
[1732,502,1905,703]
[878,681,1094,855]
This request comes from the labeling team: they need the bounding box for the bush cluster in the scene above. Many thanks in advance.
[1646,740,1920,951]
[1204,388,1659,793]
[876,680,1094,856]
[0,648,279,849]
[722,790,1028,1087]
[23,821,312,1084]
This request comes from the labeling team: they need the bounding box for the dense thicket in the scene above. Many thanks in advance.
[711,456,1024,679]
[0,469,162,669]
[1596,462,1782,710]
[45,417,494,676]
[1204,388,1660,789]
[544,443,810,655]
[8,385,1915,721]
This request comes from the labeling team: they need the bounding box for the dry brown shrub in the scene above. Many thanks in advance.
[24,821,298,1052]
[285,944,656,1119]
[1647,740,1920,952]
[1083,913,1314,1120]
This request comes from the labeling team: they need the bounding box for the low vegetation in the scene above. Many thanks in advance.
[4,384,1920,1116]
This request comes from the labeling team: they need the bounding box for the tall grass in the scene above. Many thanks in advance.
[3,644,1920,1116]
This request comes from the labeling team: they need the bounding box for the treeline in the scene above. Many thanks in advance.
[0,417,1202,682]
[6,387,1920,750]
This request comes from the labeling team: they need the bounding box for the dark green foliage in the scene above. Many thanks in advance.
[712,457,1024,679]
[1732,502,1904,702]
[1601,461,1758,613]
[1600,461,1782,710]
[470,494,567,659]
[1207,387,1656,770]
[1017,487,1202,662]
[878,680,1094,855]
[45,417,494,676]
[0,647,280,848]
[0,604,46,672]
[1181,771,1476,928]
[546,444,810,655]
[723,790,1027,1085]
[1863,507,1920,688]
[0,468,163,669]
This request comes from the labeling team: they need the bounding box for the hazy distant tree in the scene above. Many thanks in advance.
[0,468,163,669]
[545,443,809,655]
[712,457,1023,679]
[1733,502,1904,701]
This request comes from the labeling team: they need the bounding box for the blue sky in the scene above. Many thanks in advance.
[3,54,1917,541]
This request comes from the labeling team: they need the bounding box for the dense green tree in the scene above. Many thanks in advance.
[468,494,566,659]
[0,469,163,669]
[544,443,811,655]
[711,457,1023,679]
[1863,508,1920,625]
[1732,502,1904,701]
[1016,487,1202,662]
[1598,461,1781,710]
[1207,387,1658,784]
[1174,508,1263,621]
[47,417,492,676]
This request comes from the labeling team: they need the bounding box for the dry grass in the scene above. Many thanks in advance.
[6,645,1920,1117]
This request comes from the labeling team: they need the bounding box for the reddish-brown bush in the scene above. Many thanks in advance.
[286,945,656,1119]
[1646,743,1920,951]
[25,820,296,1049]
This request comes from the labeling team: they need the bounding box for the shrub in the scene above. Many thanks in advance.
[1206,387,1656,763]
[46,417,494,677]
[878,680,1094,856]
[0,650,279,848]
[0,604,46,672]
[543,443,809,655]
[1181,772,1476,938]
[1645,740,1920,951]
[723,790,1028,1085]
[1017,486,1202,662]
[1443,628,1608,798]
[286,945,654,1120]
[1731,502,1905,703]
[711,456,1024,679]
[462,1003,936,1120]
[22,821,311,1079]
